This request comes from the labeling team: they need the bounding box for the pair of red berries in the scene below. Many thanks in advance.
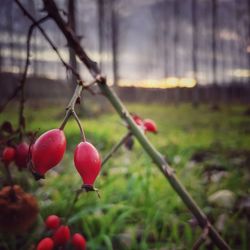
[2,142,30,169]
[132,115,158,133]
[37,215,86,250]
[31,129,101,187]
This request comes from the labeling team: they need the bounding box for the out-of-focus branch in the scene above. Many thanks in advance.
[0,85,21,113]
[192,224,210,250]
[18,15,49,140]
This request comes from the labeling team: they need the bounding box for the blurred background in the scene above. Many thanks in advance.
[0,0,250,104]
[0,1,250,250]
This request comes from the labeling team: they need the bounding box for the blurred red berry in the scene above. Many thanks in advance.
[72,233,86,250]
[36,237,54,250]
[53,225,70,246]
[132,114,143,126]
[74,142,101,186]
[143,119,158,133]
[2,147,16,164]
[45,215,60,230]
[32,129,66,177]
[15,142,29,169]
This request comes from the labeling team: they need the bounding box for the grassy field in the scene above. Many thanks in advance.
[1,102,250,250]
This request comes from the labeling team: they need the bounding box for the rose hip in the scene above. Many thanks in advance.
[72,233,86,250]
[32,129,66,177]
[15,142,29,169]
[2,147,16,165]
[74,142,101,186]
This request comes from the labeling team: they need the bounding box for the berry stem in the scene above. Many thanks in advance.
[59,82,86,141]
[64,189,82,224]
[101,131,132,167]
[72,110,86,142]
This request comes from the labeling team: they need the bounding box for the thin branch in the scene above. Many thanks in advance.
[192,224,210,250]
[64,189,82,224]
[18,15,49,140]
[101,132,132,167]
[42,1,230,249]
[0,85,21,113]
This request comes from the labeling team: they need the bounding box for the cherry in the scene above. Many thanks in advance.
[2,147,16,165]
[143,119,158,133]
[72,233,86,250]
[74,142,101,187]
[36,237,54,250]
[15,142,29,169]
[53,225,70,246]
[45,215,61,230]
[32,129,66,177]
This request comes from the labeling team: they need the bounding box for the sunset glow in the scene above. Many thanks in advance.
[119,77,197,88]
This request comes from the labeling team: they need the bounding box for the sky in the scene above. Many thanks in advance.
[0,0,249,88]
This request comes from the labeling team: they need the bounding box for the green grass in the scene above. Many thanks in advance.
[1,102,250,249]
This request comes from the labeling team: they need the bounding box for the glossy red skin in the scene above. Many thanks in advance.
[32,129,66,176]
[45,215,60,230]
[15,142,29,169]
[143,119,157,133]
[74,142,101,186]
[37,237,54,250]
[53,225,70,246]
[2,147,16,164]
[72,233,86,250]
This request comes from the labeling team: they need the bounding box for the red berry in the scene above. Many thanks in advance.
[15,142,29,169]
[53,225,70,246]
[132,115,143,126]
[2,147,16,164]
[32,129,66,177]
[36,237,54,250]
[143,119,158,133]
[74,142,101,186]
[45,215,60,230]
[72,233,86,250]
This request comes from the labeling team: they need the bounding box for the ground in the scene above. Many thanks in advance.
[0,102,249,250]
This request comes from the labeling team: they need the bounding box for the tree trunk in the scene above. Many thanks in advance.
[67,0,78,94]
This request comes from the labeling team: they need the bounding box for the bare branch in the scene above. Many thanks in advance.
[192,224,210,250]
[18,15,49,140]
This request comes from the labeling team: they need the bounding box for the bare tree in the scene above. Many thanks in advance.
[97,0,104,70]
[211,0,219,107]
[68,0,78,94]
[173,0,180,105]
[110,0,118,89]
[191,0,199,106]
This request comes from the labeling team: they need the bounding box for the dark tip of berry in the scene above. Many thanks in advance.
[33,172,45,180]
[81,184,101,199]
[81,184,95,192]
